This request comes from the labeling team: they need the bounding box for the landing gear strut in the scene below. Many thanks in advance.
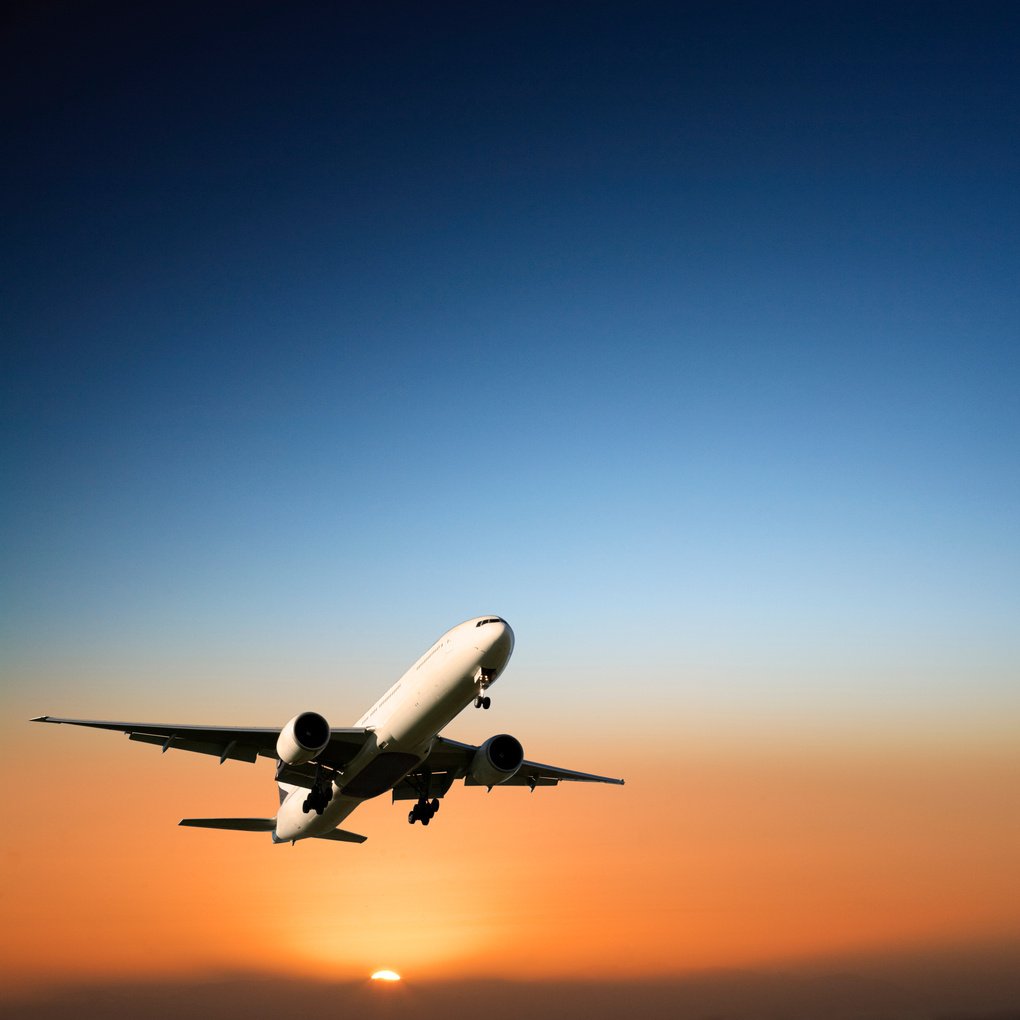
[408,798,440,826]
[406,768,440,826]
[474,667,495,709]
[301,764,336,816]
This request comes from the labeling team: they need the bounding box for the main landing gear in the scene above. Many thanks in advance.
[474,695,491,710]
[408,798,440,826]
[302,764,336,816]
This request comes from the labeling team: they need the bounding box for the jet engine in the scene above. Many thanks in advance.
[469,733,524,787]
[276,711,331,765]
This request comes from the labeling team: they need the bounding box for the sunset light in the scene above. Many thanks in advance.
[4,4,1020,1020]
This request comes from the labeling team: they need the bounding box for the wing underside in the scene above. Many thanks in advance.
[32,718,624,799]
[31,715,371,771]
[391,735,625,800]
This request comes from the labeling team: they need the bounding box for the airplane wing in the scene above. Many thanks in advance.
[30,715,371,770]
[34,718,624,798]
[391,735,625,800]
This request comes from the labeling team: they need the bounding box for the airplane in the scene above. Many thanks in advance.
[32,616,624,845]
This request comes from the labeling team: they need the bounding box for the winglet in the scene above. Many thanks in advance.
[30,716,52,723]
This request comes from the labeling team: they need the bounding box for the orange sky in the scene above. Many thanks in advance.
[3,723,1018,993]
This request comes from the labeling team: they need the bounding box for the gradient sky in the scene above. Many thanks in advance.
[2,0,1019,1005]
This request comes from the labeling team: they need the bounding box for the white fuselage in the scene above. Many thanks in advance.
[274,616,514,841]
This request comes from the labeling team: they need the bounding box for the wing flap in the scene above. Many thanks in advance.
[274,761,319,789]
[424,736,625,787]
[465,773,559,787]
[130,732,260,763]
[516,759,626,785]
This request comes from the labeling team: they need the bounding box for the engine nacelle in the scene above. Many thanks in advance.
[469,733,524,787]
[276,711,331,765]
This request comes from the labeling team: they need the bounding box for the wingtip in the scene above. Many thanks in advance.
[30,715,51,723]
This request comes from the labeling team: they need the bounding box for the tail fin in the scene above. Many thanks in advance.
[179,818,275,832]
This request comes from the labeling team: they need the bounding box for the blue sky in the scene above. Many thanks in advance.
[3,2,1018,738]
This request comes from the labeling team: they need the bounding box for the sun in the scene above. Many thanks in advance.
[370,970,402,982]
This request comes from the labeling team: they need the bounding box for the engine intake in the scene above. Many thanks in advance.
[276,711,330,765]
[469,733,524,787]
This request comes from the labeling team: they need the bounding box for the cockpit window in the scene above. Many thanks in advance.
[476,617,503,627]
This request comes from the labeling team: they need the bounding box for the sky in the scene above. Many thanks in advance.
[2,1,1019,1013]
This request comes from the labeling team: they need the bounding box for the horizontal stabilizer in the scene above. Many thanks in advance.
[179,817,276,832]
[313,828,367,844]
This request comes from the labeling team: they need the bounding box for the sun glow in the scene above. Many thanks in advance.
[371,970,401,982]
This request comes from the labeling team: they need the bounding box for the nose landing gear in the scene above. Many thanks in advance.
[474,667,496,709]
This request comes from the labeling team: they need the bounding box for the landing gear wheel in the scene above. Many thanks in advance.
[302,798,311,814]
[474,696,483,709]
[482,696,491,709]
[409,797,441,825]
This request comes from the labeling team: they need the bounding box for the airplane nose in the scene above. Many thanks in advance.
[480,620,515,669]
[494,621,514,658]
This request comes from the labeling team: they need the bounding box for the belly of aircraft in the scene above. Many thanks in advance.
[340,751,421,799]
[383,669,477,747]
